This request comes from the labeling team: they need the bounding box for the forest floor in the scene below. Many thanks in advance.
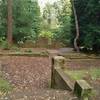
[1,56,51,90]
[0,56,77,100]
[0,48,99,100]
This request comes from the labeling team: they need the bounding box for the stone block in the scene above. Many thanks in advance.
[51,56,65,88]
[74,80,92,99]
[53,56,65,69]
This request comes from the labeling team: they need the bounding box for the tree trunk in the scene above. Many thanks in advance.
[71,0,80,52]
[7,0,13,45]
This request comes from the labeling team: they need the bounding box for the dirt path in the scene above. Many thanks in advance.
[1,89,77,100]
[0,56,77,100]
[1,56,51,90]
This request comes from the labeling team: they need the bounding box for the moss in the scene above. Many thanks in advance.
[0,51,49,57]
[64,68,100,80]
[0,78,12,93]
[65,70,85,80]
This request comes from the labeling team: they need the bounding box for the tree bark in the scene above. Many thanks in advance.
[71,0,80,52]
[7,0,13,45]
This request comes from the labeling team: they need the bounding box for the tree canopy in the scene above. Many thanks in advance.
[71,0,100,51]
[0,0,100,52]
[0,0,41,43]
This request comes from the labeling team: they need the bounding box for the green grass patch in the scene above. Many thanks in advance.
[64,68,100,80]
[14,51,49,57]
[0,51,49,57]
[0,78,12,93]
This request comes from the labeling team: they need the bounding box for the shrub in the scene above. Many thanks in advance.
[1,40,10,50]
[24,49,33,53]
[39,31,54,39]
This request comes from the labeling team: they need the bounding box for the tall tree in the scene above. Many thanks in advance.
[0,0,41,43]
[52,0,72,45]
[13,0,41,42]
[7,0,13,44]
[71,0,80,52]
[71,0,100,52]
[42,2,52,30]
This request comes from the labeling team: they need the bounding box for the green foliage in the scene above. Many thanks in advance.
[13,0,41,42]
[71,0,100,51]
[0,78,12,93]
[42,0,72,46]
[39,31,53,39]
[11,45,20,51]
[52,0,72,46]
[24,49,33,53]
[0,0,41,43]
[1,41,10,50]
[65,68,100,80]
[0,37,19,50]
[43,3,52,25]
[0,0,7,37]
[0,38,10,50]
[39,31,53,45]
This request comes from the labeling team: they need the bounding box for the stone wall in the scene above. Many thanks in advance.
[51,56,92,99]
[51,56,73,91]
[20,37,64,48]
